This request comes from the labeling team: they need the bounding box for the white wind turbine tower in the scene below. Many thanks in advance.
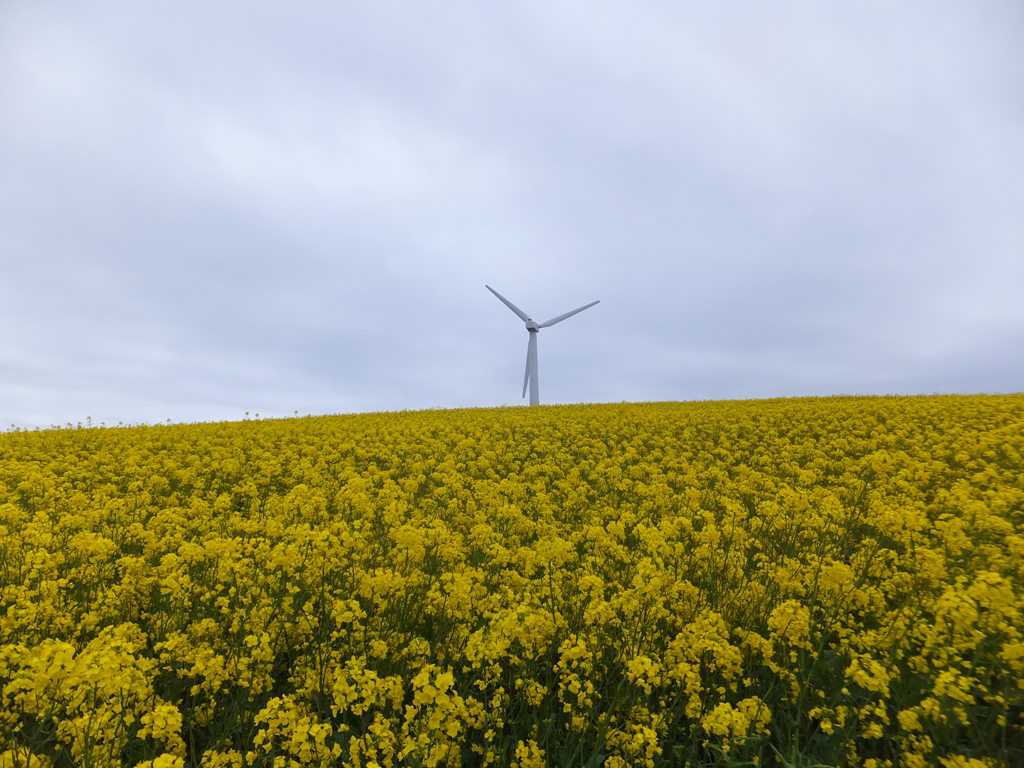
[486,285,599,406]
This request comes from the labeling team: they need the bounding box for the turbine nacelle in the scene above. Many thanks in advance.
[485,284,599,406]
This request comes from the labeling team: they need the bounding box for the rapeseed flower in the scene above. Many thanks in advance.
[0,395,1020,766]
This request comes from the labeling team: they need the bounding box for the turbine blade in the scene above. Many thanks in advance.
[538,299,600,328]
[522,340,531,398]
[485,285,532,323]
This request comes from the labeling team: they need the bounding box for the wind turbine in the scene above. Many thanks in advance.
[486,285,599,406]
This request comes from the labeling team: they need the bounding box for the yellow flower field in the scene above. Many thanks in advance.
[1,395,1022,767]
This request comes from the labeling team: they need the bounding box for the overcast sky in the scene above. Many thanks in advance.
[2,2,1022,429]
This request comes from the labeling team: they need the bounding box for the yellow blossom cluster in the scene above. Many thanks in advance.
[1,394,1022,766]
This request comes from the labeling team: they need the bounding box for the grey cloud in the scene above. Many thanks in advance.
[1,1,1021,428]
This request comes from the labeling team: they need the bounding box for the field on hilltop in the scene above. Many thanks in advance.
[1,395,1022,768]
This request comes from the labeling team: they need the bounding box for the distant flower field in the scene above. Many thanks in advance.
[1,396,1022,768]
